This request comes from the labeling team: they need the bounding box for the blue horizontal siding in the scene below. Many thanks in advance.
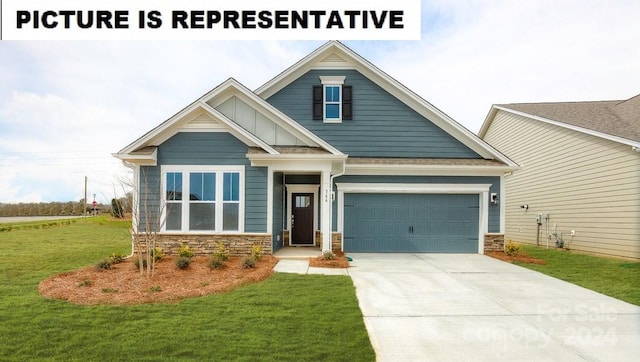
[141,132,267,233]
[267,69,481,158]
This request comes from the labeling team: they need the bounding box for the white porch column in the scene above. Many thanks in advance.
[320,169,332,252]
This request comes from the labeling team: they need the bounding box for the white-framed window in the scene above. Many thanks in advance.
[320,76,346,123]
[162,165,244,233]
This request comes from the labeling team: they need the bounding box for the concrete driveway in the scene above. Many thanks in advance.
[347,253,640,361]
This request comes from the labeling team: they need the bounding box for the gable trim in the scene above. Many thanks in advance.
[481,106,640,148]
[256,41,517,167]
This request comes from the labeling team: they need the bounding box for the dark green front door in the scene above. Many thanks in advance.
[343,193,479,253]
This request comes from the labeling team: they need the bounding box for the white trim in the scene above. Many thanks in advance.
[160,165,245,234]
[286,185,319,245]
[320,76,346,123]
[499,174,506,234]
[482,106,640,148]
[335,183,492,254]
[254,41,518,167]
[345,163,518,176]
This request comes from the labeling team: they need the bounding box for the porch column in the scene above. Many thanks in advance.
[320,169,332,252]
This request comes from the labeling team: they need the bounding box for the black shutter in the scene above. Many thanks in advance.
[312,85,323,120]
[342,85,352,120]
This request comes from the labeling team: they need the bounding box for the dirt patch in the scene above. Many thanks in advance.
[486,251,546,265]
[38,256,278,305]
[308,251,350,268]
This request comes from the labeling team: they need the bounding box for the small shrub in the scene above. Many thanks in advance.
[242,257,256,269]
[95,259,112,271]
[175,256,192,269]
[134,257,148,269]
[152,247,164,262]
[101,288,118,293]
[77,279,93,287]
[322,251,335,260]
[208,257,225,269]
[214,242,229,261]
[251,244,263,261]
[505,240,521,256]
[178,243,194,258]
[108,253,124,264]
[147,286,162,293]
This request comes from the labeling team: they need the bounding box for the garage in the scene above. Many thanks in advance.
[343,193,480,253]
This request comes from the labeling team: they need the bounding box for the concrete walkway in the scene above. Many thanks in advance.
[274,253,640,361]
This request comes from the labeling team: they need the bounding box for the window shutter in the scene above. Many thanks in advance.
[342,85,352,120]
[312,85,323,120]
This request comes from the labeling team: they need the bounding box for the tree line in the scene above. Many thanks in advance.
[0,194,132,217]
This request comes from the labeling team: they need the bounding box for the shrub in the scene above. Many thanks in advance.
[208,257,225,269]
[322,251,335,260]
[108,253,124,264]
[147,286,161,293]
[152,247,164,262]
[77,279,93,287]
[505,240,521,256]
[94,259,112,271]
[213,242,229,261]
[251,243,263,261]
[134,257,148,270]
[242,257,256,269]
[175,256,191,269]
[178,243,194,258]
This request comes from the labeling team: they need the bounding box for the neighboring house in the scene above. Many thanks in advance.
[114,41,518,256]
[479,96,640,260]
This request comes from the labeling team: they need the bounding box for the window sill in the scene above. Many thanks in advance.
[323,119,342,124]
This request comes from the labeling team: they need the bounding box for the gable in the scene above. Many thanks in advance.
[267,69,482,158]
[214,96,307,146]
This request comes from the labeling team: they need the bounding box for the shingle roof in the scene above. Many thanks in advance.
[496,94,640,142]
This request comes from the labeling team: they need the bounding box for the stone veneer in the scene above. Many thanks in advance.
[135,233,272,256]
[484,233,505,252]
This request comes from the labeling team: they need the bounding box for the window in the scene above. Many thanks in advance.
[313,76,352,122]
[162,167,243,233]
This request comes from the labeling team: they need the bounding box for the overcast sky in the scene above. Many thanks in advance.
[1,0,639,204]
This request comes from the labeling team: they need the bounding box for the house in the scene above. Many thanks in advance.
[479,96,640,260]
[113,41,518,256]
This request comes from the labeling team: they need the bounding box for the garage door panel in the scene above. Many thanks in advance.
[344,193,479,253]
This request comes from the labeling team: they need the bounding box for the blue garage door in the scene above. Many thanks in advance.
[343,193,479,253]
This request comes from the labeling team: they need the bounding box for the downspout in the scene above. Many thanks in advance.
[328,158,347,250]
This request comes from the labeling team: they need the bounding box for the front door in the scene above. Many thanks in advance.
[292,193,314,245]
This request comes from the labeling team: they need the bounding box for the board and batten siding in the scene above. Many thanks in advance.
[140,132,268,233]
[483,110,640,259]
[267,69,481,158]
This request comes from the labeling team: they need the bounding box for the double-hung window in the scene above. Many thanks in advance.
[162,166,243,233]
[313,76,352,123]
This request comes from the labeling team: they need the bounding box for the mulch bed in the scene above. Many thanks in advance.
[486,251,546,265]
[308,251,350,268]
[38,256,278,305]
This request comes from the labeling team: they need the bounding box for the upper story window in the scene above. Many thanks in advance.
[313,76,352,123]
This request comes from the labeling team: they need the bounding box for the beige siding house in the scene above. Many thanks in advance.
[479,95,640,259]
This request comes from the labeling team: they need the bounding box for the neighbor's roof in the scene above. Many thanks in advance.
[480,94,640,145]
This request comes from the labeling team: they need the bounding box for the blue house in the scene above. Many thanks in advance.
[114,41,518,256]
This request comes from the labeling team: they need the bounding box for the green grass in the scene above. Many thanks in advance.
[515,244,640,306]
[0,216,375,361]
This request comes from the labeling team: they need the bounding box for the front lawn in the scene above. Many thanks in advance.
[515,244,640,306]
[0,216,375,361]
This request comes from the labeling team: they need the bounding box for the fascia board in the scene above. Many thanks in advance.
[220,77,344,155]
[478,106,499,138]
[255,41,516,166]
[111,149,157,166]
[492,106,640,148]
[345,164,519,177]
[197,101,278,154]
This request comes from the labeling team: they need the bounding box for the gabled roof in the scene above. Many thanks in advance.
[256,41,518,168]
[479,94,640,147]
[113,78,342,164]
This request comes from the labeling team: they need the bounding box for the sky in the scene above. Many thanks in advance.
[1,0,639,204]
